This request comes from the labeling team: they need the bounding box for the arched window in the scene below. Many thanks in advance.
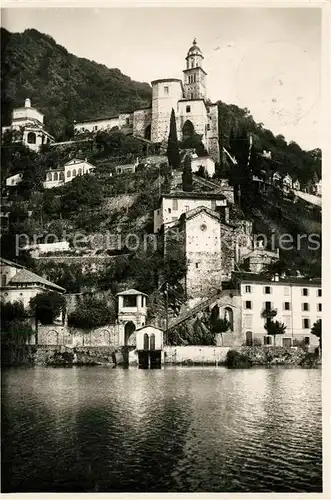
[54,172,58,181]
[78,168,82,176]
[67,170,71,178]
[143,333,149,351]
[72,169,77,177]
[59,171,65,181]
[27,132,36,144]
[47,172,52,181]
[182,119,195,140]
[150,334,156,351]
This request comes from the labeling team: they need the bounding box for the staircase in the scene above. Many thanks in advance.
[168,290,224,332]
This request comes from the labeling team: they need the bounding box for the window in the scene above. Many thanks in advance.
[172,199,178,210]
[78,168,82,176]
[264,286,272,294]
[304,337,310,345]
[283,316,291,328]
[284,302,290,311]
[264,336,272,345]
[59,172,65,181]
[265,301,271,311]
[94,125,98,131]
[302,318,310,329]
[211,200,216,210]
[47,172,52,181]
[54,172,58,181]
[168,208,171,213]
[283,338,292,348]
[123,295,137,308]
[318,289,322,297]
[302,303,309,312]
[245,285,251,293]
[243,315,253,328]
[207,124,211,131]
[245,301,252,310]
[126,118,130,125]
[72,169,77,177]
[191,93,194,99]
[284,287,290,296]
[164,86,169,95]
[302,288,309,296]
[1,275,7,287]
[317,303,322,312]
[195,263,199,268]
[67,170,71,178]
[186,105,191,113]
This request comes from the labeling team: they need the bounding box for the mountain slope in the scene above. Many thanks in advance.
[1,28,152,139]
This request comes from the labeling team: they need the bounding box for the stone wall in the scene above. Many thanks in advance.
[37,324,119,347]
[164,345,231,365]
[133,108,152,138]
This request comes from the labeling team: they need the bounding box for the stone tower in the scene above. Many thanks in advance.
[183,39,207,100]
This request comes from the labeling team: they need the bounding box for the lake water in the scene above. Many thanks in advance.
[1,366,322,493]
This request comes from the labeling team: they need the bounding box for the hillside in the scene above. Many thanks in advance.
[1,28,152,140]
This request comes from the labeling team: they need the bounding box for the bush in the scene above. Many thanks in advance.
[29,292,66,325]
[225,350,253,368]
[67,295,116,330]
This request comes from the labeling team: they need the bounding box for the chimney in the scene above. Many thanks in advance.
[25,98,31,108]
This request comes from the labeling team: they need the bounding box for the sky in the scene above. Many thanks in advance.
[1,7,322,150]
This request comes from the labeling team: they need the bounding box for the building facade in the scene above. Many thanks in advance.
[2,98,54,151]
[74,39,220,163]
[234,273,321,348]
[0,257,65,308]
[44,158,95,189]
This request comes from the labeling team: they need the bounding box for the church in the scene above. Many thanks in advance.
[74,39,220,163]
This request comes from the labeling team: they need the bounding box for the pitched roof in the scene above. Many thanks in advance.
[232,271,321,286]
[168,206,235,229]
[162,191,227,201]
[0,257,24,269]
[116,288,148,297]
[135,325,164,333]
[8,268,65,292]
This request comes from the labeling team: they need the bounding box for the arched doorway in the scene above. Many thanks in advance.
[210,304,220,324]
[182,120,195,140]
[224,307,234,331]
[27,132,36,144]
[143,333,149,351]
[246,331,253,346]
[144,124,151,141]
[124,321,136,346]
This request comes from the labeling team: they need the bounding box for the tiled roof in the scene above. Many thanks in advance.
[9,268,65,292]
[162,191,227,200]
[0,257,24,269]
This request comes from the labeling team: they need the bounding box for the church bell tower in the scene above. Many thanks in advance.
[183,39,207,100]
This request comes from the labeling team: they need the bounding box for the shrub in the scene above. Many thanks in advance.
[225,350,253,368]
[29,292,66,325]
[67,295,116,330]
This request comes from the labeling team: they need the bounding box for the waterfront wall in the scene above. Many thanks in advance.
[36,324,119,347]
[164,346,231,365]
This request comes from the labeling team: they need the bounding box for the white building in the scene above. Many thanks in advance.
[2,98,54,151]
[234,272,322,348]
[22,241,70,258]
[6,173,23,187]
[153,192,227,232]
[191,155,215,177]
[116,289,148,346]
[44,158,95,189]
[0,257,65,308]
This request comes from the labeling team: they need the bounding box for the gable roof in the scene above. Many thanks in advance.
[169,206,236,229]
[135,325,164,333]
[7,268,65,292]
[116,288,148,297]
[0,257,24,269]
[162,191,226,201]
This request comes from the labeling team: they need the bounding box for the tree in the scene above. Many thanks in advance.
[166,108,180,169]
[311,319,322,350]
[182,154,193,192]
[67,295,116,330]
[264,320,286,346]
[211,318,231,346]
[29,292,66,325]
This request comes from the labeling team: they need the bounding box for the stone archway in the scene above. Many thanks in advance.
[124,321,136,346]
[182,120,195,140]
[224,307,234,331]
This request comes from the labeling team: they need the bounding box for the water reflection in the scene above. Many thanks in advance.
[1,366,322,492]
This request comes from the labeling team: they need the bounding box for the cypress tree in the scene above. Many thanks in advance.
[167,109,180,169]
[182,154,193,192]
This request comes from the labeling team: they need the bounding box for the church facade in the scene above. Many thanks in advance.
[74,40,220,163]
